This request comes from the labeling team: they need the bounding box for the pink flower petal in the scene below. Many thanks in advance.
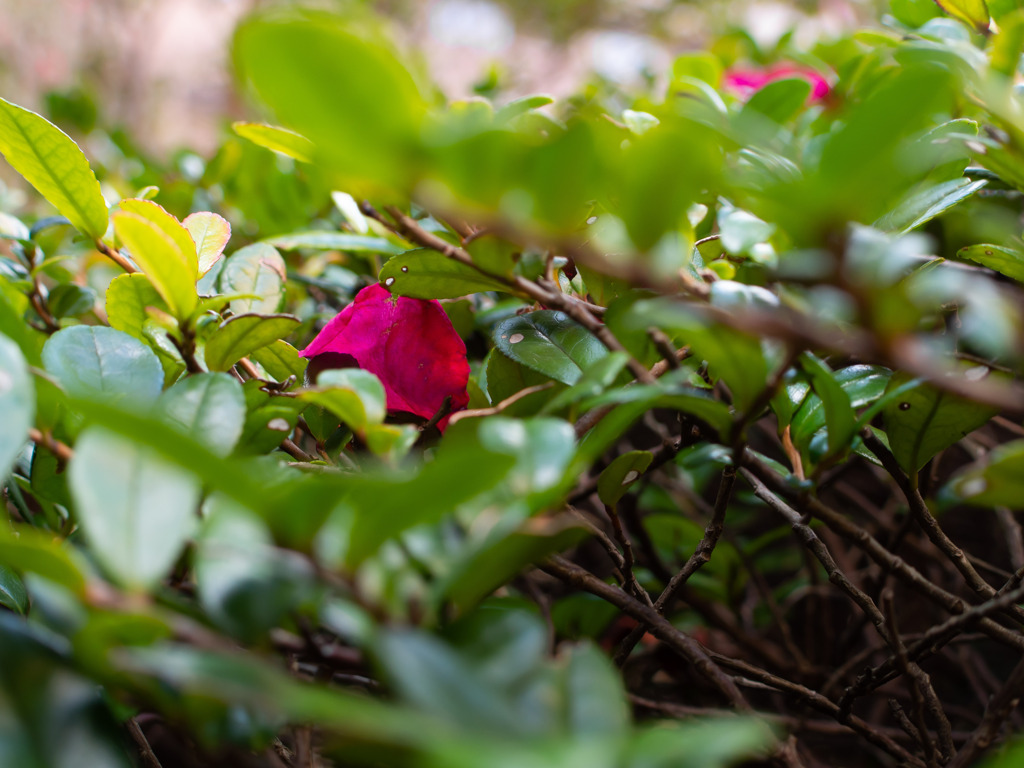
[723,63,831,103]
[301,283,470,431]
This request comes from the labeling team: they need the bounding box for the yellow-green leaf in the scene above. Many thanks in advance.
[934,0,991,32]
[232,121,314,163]
[204,313,301,372]
[119,199,198,280]
[0,97,108,239]
[183,211,232,277]
[105,273,167,339]
[112,211,198,320]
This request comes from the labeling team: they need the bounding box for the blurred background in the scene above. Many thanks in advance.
[0,0,868,157]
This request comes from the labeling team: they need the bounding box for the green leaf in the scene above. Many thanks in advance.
[266,231,403,255]
[793,354,855,456]
[933,0,991,32]
[718,206,776,257]
[233,14,425,190]
[68,427,201,589]
[958,244,1024,281]
[106,272,168,338]
[0,525,86,594]
[739,77,813,124]
[183,211,232,277]
[158,373,246,456]
[597,450,654,507]
[0,334,33,481]
[232,121,314,162]
[42,325,164,406]
[891,0,943,27]
[0,97,108,238]
[248,340,308,382]
[46,284,96,318]
[542,352,630,414]
[119,199,199,278]
[942,439,1024,507]
[300,369,386,432]
[876,178,987,234]
[0,565,26,614]
[477,417,576,496]
[204,313,300,373]
[439,518,589,614]
[379,248,508,299]
[112,210,198,319]
[495,94,555,125]
[791,364,890,449]
[493,310,608,386]
[562,642,630,738]
[219,242,287,315]
[882,372,998,474]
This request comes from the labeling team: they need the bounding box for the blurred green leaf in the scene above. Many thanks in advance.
[0,565,26,614]
[232,121,314,162]
[958,244,1024,281]
[0,334,33,481]
[875,178,986,234]
[933,0,991,32]
[0,524,86,594]
[204,313,300,372]
[267,230,403,254]
[0,97,108,239]
[69,427,200,590]
[300,368,386,432]
[46,284,95,319]
[943,438,1024,506]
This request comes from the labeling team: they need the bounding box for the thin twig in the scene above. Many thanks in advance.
[948,655,1024,768]
[126,717,164,768]
[95,239,138,273]
[28,428,73,464]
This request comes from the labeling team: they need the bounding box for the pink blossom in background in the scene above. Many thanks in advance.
[722,64,831,103]
[300,283,470,431]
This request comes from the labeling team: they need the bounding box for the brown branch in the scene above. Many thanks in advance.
[28,428,73,464]
[95,239,138,273]
[613,467,736,664]
[126,717,164,768]
[948,655,1024,768]
[539,555,751,711]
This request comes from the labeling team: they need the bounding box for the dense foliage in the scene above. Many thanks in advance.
[7,1,1024,765]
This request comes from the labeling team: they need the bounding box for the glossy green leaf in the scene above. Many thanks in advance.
[247,340,308,382]
[0,565,26,614]
[542,352,630,413]
[232,121,314,162]
[46,284,96,318]
[266,231,403,255]
[597,450,654,507]
[739,77,813,124]
[958,244,1024,281]
[300,368,386,432]
[69,427,201,589]
[562,642,630,738]
[876,178,986,234]
[183,211,232,277]
[882,372,999,474]
[204,313,300,372]
[793,354,855,455]
[493,310,608,386]
[791,364,890,448]
[105,273,167,339]
[0,334,33,481]
[380,248,508,299]
[158,373,246,456]
[0,97,108,238]
[42,325,164,405]
[112,210,198,319]
[219,242,287,315]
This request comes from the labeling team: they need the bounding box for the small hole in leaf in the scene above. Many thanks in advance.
[401,266,409,273]
[898,402,911,411]
[509,333,525,344]
[384,277,395,287]
[267,418,291,432]
[586,216,597,225]
[622,470,639,485]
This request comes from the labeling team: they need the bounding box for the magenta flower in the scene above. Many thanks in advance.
[300,283,470,431]
[722,64,831,103]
